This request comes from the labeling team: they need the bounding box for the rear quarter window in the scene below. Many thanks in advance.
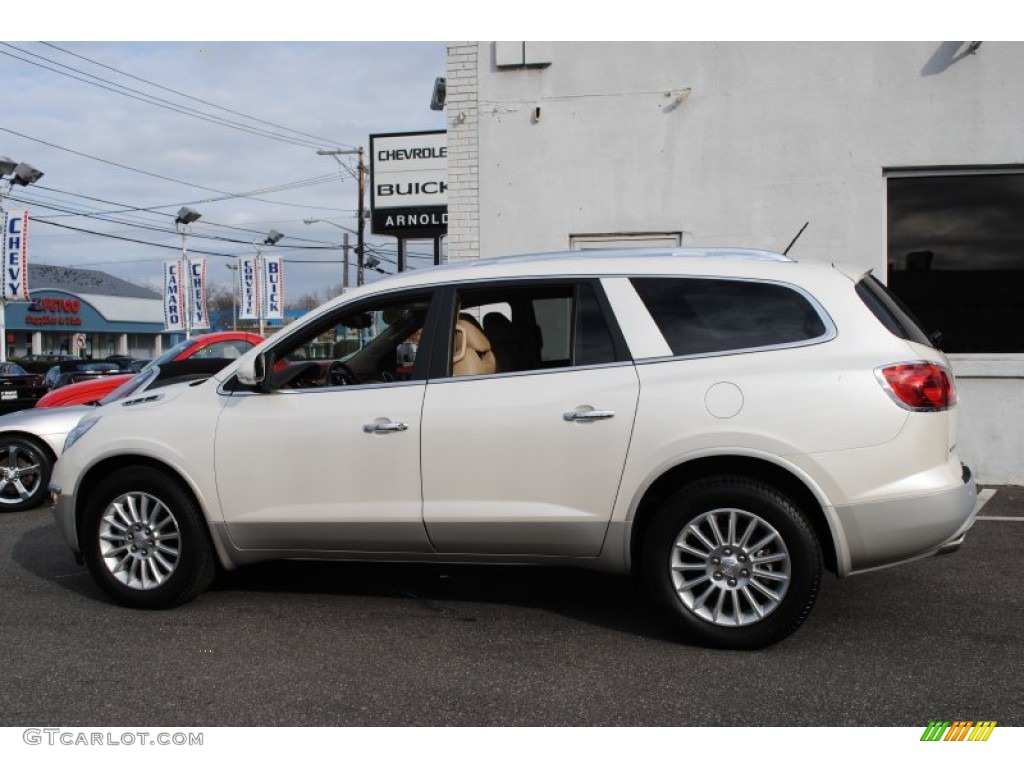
[631,277,830,357]
[855,275,933,347]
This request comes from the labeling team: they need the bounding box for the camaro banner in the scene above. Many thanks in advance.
[2,210,31,301]
[237,257,259,320]
[262,255,284,320]
[163,260,185,331]
[187,257,209,331]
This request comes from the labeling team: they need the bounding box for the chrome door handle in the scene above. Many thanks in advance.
[363,421,409,434]
[563,408,616,422]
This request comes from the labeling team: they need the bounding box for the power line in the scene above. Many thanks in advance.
[0,124,350,212]
[0,44,329,150]
[39,41,357,150]
[26,184,351,243]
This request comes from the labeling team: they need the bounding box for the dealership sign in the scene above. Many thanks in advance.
[2,210,31,301]
[370,130,447,238]
[238,257,260,320]
[263,255,283,320]
[163,260,185,331]
[236,256,283,321]
[187,257,210,331]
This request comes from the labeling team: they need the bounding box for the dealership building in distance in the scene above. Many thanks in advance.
[5,264,167,360]
[444,41,1024,483]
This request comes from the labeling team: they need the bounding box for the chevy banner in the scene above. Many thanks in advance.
[163,260,185,331]
[187,257,209,331]
[263,255,284,320]
[237,257,259,320]
[2,210,31,301]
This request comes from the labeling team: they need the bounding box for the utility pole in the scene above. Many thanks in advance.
[316,148,366,286]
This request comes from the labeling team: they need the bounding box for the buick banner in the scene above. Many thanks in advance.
[263,255,284,320]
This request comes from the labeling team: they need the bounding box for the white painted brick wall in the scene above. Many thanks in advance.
[445,42,479,261]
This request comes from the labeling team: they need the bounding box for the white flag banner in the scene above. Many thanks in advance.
[163,260,185,331]
[237,258,259,320]
[263,255,284,320]
[186,257,209,331]
[2,210,31,301]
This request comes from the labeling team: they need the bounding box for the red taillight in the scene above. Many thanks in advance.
[878,363,956,411]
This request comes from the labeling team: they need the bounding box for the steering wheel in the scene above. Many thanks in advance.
[328,360,361,386]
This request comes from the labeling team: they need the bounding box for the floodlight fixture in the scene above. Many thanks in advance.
[11,162,44,186]
[175,206,202,225]
[430,77,447,111]
[264,229,284,246]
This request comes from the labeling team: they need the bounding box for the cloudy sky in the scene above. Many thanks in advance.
[2,39,446,303]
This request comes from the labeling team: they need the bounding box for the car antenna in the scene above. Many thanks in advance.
[783,222,809,256]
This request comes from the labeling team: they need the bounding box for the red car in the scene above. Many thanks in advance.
[35,332,263,408]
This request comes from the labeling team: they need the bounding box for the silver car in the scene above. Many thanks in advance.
[0,360,230,512]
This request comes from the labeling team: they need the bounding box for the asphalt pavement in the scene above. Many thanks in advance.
[1,488,1021,726]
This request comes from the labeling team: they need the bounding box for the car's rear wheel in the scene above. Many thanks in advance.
[641,476,822,649]
[0,436,53,512]
[81,467,215,608]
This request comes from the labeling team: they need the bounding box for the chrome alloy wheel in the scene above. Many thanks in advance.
[670,507,791,627]
[0,443,43,505]
[98,492,181,590]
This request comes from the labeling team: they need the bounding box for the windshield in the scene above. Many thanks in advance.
[98,366,159,405]
[140,339,194,372]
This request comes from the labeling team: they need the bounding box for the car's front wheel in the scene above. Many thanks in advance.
[81,467,215,608]
[0,436,53,512]
[641,477,822,649]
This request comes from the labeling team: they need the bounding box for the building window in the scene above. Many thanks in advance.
[887,172,1024,353]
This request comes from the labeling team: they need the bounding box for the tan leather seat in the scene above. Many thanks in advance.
[452,318,497,376]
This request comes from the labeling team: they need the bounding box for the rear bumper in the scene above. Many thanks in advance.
[836,465,978,575]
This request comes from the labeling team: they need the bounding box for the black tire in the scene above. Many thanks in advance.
[641,476,822,650]
[0,436,53,512]
[81,467,215,609]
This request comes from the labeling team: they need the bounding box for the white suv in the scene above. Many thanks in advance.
[50,249,977,649]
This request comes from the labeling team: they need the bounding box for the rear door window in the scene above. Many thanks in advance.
[631,277,830,357]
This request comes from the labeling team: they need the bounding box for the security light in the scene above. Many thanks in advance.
[175,206,202,225]
[264,229,284,245]
[430,77,446,111]
[11,162,44,186]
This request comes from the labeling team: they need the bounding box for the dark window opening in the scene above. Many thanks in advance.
[887,172,1024,353]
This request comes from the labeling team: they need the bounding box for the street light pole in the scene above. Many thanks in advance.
[0,157,45,363]
[303,218,350,293]
[253,229,284,338]
[174,206,202,340]
[316,148,366,286]
[225,262,238,331]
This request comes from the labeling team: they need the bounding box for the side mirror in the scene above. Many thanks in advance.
[237,353,268,389]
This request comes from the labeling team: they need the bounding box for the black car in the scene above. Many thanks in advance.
[0,362,48,413]
[104,355,150,373]
[12,354,80,375]
[43,361,123,390]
